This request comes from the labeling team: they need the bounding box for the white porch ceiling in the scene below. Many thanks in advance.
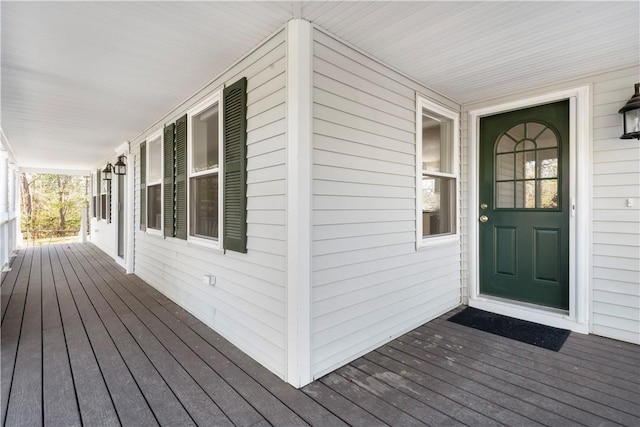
[2,1,638,172]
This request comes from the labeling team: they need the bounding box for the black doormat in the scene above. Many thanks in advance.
[447,307,570,351]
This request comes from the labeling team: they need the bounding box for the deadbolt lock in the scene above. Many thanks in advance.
[479,215,489,223]
[480,203,488,210]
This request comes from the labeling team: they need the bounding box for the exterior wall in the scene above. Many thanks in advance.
[310,28,463,378]
[0,133,19,270]
[132,28,288,378]
[591,68,640,344]
[90,168,117,257]
[462,66,640,344]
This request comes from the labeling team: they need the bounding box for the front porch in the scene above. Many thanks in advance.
[2,243,638,426]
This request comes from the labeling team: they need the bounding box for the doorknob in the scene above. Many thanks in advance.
[479,215,489,223]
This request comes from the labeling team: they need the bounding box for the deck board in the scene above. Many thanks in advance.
[1,243,639,427]
[41,246,82,427]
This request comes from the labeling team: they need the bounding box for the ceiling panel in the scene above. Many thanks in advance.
[2,1,638,172]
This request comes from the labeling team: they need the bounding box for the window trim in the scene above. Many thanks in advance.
[415,95,460,248]
[186,91,223,250]
[146,129,163,235]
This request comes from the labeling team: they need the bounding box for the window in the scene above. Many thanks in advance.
[147,132,162,231]
[416,96,459,246]
[188,98,221,242]
[101,175,108,221]
[494,122,559,209]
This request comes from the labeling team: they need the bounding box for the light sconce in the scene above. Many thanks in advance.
[102,163,113,181]
[619,82,640,140]
[114,155,127,175]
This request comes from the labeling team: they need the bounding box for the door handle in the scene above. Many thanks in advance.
[479,215,489,223]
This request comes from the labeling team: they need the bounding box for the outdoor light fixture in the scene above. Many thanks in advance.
[619,82,640,140]
[114,155,127,175]
[102,163,113,181]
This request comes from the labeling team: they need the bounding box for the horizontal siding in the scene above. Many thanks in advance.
[311,28,462,379]
[591,68,640,344]
[132,29,288,378]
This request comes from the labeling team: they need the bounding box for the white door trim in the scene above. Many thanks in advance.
[468,86,591,333]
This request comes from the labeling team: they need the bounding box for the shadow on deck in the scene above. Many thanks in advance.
[2,243,639,426]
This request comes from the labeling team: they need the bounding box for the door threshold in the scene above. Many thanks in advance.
[469,295,588,334]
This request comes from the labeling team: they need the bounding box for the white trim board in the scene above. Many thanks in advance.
[286,18,313,388]
[467,85,591,334]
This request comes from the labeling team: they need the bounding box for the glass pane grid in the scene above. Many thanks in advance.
[494,122,559,210]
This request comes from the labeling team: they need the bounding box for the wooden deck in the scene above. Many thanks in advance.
[2,243,639,427]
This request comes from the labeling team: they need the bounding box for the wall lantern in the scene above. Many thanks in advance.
[102,163,113,181]
[114,155,127,175]
[619,82,640,140]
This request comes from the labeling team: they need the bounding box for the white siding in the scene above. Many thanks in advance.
[0,137,19,269]
[311,29,462,379]
[462,66,640,345]
[591,69,640,344]
[132,29,288,378]
[90,167,117,256]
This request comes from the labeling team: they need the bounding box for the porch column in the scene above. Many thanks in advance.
[286,18,313,387]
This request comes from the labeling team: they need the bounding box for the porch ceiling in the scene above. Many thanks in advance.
[2,1,638,172]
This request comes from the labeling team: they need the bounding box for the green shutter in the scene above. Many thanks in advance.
[140,141,147,231]
[223,77,248,253]
[175,115,188,240]
[96,169,101,222]
[163,124,175,237]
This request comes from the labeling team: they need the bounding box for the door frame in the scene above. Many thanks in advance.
[468,85,590,333]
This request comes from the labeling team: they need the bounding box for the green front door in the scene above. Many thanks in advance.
[479,100,570,310]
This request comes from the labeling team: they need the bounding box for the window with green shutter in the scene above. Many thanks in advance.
[223,77,248,253]
[188,96,221,243]
[146,132,163,232]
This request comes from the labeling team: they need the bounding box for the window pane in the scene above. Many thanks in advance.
[147,184,162,230]
[101,194,107,219]
[526,122,546,139]
[422,111,452,173]
[539,179,558,208]
[422,176,455,236]
[496,135,516,153]
[515,180,536,208]
[496,153,514,180]
[536,128,557,148]
[516,151,536,180]
[192,104,219,173]
[496,182,514,208]
[148,135,162,183]
[516,140,535,151]
[190,173,218,239]
[507,123,525,141]
[538,149,558,178]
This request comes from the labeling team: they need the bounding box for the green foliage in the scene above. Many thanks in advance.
[21,173,88,239]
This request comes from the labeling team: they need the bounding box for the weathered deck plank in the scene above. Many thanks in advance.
[0,247,32,427]
[41,246,81,427]
[1,250,25,320]
[5,247,42,427]
[2,242,639,427]
[50,245,120,426]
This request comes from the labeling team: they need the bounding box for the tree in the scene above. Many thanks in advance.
[20,173,88,240]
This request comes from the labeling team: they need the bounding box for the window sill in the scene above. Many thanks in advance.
[417,233,460,250]
[145,228,163,238]
[187,235,221,252]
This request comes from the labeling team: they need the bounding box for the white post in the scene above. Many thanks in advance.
[79,207,87,242]
[286,18,313,388]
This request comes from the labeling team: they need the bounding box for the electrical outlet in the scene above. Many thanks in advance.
[203,274,216,286]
